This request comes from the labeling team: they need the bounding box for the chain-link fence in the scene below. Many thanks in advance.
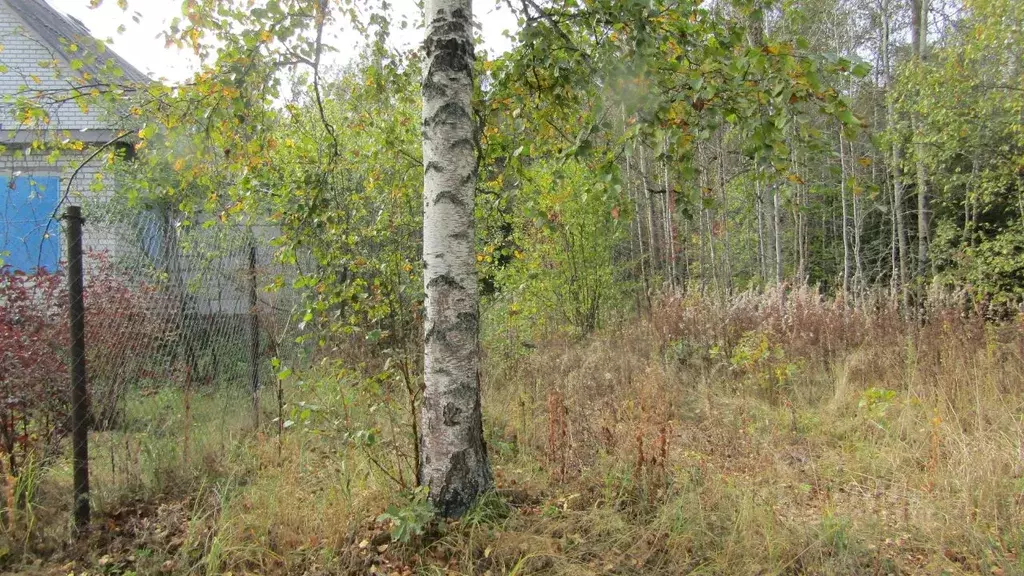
[1,200,303,530]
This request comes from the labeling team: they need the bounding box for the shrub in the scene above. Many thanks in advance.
[0,267,68,475]
[0,252,167,475]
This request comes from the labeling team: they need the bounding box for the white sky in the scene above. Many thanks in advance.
[46,0,517,84]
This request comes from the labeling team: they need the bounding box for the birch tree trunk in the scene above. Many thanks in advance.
[639,149,661,273]
[881,0,910,312]
[756,168,767,284]
[774,185,783,286]
[718,144,733,296]
[625,141,651,310]
[912,0,930,297]
[662,141,677,293]
[839,128,851,299]
[420,0,491,517]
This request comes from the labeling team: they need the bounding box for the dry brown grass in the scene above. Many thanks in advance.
[481,288,1024,574]
[4,288,1024,575]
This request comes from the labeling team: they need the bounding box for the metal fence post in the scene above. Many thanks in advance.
[249,242,260,427]
[65,205,90,535]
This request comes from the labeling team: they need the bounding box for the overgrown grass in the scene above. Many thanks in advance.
[3,288,1024,574]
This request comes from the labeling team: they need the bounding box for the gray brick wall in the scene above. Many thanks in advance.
[0,1,109,132]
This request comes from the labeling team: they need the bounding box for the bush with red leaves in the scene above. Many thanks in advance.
[0,252,166,474]
[0,267,68,474]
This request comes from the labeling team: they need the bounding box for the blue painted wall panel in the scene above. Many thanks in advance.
[0,175,62,273]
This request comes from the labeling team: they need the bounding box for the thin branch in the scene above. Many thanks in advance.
[40,131,132,261]
[311,0,340,160]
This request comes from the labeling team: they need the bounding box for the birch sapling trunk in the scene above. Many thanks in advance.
[420,0,491,518]
[881,0,910,312]
[774,185,783,286]
[717,142,733,296]
[756,166,767,284]
[839,128,851,299]
[912,0,930,292]
[662,138,677,292]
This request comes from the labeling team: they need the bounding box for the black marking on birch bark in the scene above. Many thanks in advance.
[426,274,463,290]
[425,313,476,351]
[425,102,471,129]
[425,37,473,74]
[424,323,454,349]
[447,229,471,242]
[456,311,479,334]
[442,403,462,426]
[429,365,454,379]
[449,137,476,156]
[458,167,477,188]
[422,77,449,103]
[425,160,445,175]
[433,190,467,209]
[435,448,472,516]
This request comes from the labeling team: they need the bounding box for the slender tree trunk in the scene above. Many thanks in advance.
[750,2,768,288]
[756,168,767,285]
[638,149,661,275]
[420,0,491,517]
[839,129,851,299]
[963,157,978,246]
[716,144,733,296]
[889,176,898,298]
[774,184,783,286]
[681,216,690,289]
[698,195,708,295]
[791,147,807,284]
[912,0,930,300]
[795,203,802,284]
[708,207,720,295]
[698,149,720,295]
[697,143,709,294]
[882,0,910,313]
[844,9,864,304]
[893,137,910,313]
[626,144,651,310]
[662,141,678,292]
[852,169,864,301]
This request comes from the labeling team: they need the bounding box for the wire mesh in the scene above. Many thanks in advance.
[1,198,303,506]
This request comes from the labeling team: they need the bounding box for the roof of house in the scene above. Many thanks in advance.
[3,0,149,84]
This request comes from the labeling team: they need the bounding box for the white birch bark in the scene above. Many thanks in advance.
[839,128,851,298]
[912,0,930,292]
[420,0,491,517]
[881,0,910,312]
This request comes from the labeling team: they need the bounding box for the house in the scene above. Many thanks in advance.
[0,0,149,273]
[0,0,295,316]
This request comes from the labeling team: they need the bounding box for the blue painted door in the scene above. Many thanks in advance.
[0,175,62,273]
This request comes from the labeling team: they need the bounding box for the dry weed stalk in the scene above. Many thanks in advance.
[547,390,568,481]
